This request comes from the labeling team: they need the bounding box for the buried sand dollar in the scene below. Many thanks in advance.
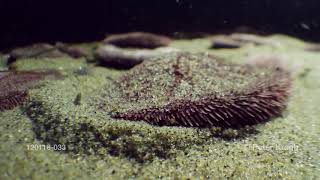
[0,70,63,111]
[101,52,291,128]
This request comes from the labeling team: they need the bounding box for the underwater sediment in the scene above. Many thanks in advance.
[22,50,292,164]
[1,34,319,179]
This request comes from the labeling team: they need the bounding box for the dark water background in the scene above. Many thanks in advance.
[0,0,319,50]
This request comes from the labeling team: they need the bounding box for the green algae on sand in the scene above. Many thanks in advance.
[11,57,88,72]
[0,53,8,70]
